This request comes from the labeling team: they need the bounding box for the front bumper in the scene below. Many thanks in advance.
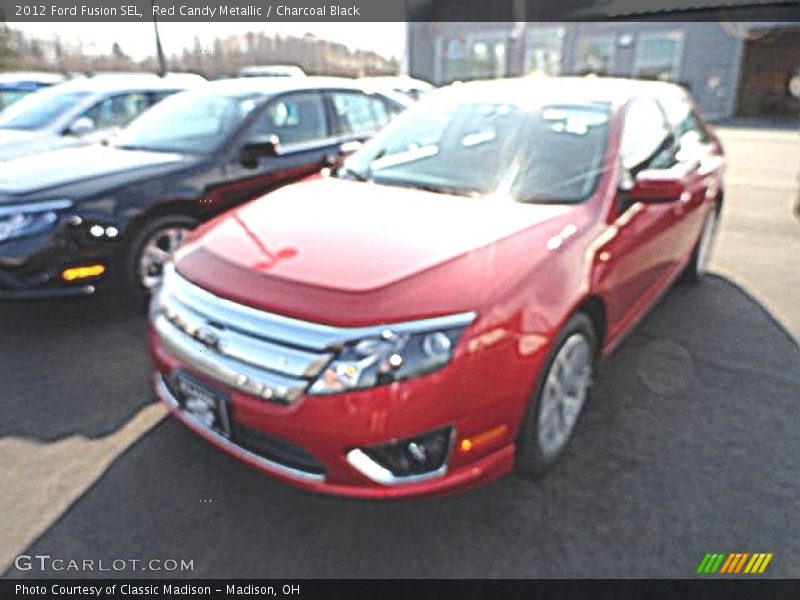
[150,333,521,499]
[0,223,117,300]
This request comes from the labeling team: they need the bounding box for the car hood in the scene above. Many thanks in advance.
[0,145,188,197]
[0,128,70,161]
[175,178,577,326]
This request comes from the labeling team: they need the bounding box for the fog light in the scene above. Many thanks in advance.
[347,426,453,484]
[62,264,106,281]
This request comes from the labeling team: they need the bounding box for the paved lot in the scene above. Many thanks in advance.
[1,125,798,578]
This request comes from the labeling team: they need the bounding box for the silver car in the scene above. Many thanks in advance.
[0,74,203,161]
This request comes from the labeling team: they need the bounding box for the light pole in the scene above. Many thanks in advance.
[150,0,166,77]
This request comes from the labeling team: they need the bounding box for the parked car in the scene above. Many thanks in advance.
[360,75,434,101]
[0,72,66,111]
[0,74,199,161]
[149,77,725,499]
[239,65,306,78]
[0,77,409,300]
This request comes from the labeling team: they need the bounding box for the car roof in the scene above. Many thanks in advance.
[202,76,402,97]
[445,76,690,108]
[45,73,198,94]
[0,72,65,85]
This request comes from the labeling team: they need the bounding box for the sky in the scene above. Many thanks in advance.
[11,22,407,61]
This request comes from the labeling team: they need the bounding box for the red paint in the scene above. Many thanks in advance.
[152,81,725,498]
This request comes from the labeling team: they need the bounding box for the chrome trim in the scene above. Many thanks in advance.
[155,374,325,482]
[346,449,449,486]
[161,299,333,379]
[346,427,454,486]
[154,315,307,403]
[162,264,477,351]
[154,264,476,404]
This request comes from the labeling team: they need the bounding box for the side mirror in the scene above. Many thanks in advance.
[627,169,687,204]
[240,135,280,169]
[67,116,96,137]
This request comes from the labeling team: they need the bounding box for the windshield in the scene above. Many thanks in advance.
[339,91,612,204]
[0,89,90,131]
[115,91,261,155]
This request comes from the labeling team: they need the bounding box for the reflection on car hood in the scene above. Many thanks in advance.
[0,144,186,196]
[175,177,576,326]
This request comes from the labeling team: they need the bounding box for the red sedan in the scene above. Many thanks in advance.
[149,77,724,499]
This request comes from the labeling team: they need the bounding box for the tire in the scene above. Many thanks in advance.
[682,207,719,284]
[516,313,598,478]
[122,213,198,304]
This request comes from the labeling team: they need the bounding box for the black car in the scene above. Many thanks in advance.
[0,77,409,301]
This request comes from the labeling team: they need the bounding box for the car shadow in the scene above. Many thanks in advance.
[4,275,800,578]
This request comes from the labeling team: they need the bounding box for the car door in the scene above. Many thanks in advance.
[211,91,338,209]
[657,94,723,262]
[600,96,688,331]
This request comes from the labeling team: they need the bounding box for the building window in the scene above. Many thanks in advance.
[440,36,507,83]
[575,35,615,76]
[632,31,684,82]
[524,27,565,75]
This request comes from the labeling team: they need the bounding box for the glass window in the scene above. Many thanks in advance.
[251,93,327,146]
[620,97,674,171]
[0,90,90,131]
[575,36,615,76]
[340,91,612,204]
[115,90,261,155]
[331,92,387,136]
[81,93,151,129]
[441,36,507,83]
[524,27,565,75]
[632,31,684,82]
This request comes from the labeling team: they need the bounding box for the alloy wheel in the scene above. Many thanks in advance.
[137,226,190,290]
[536,333,593,458]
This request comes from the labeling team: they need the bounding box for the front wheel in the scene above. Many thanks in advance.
[516,313,597,478]
[123,214,198,302]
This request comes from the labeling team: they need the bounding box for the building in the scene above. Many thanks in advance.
[408,21,800,120]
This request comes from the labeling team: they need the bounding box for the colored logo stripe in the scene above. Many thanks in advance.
[698,553,773,574]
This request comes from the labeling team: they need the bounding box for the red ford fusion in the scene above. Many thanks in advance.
[149,77,724,499]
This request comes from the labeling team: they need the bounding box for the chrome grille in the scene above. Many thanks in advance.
[153,264,477,405]
[153,265,336,404]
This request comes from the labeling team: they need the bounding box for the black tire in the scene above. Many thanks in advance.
[122,213,198,305]
[516,313,598,478]
[682,207,719,285]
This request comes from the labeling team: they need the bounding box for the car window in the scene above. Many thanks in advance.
[342,95,612,204]
[115,91,260,155]
[330,92,387,135]
[249,93,327,146]
[657,95,710,159]
[620,97,674,172]
[0,90,91,131]
[82,92,151,129]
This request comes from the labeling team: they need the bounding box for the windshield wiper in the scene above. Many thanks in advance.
[336,165,370,182]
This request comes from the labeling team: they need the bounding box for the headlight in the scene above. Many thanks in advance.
[0,199,73,243]
[308,312,475,395]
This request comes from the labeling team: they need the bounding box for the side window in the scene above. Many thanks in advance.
[149,90,179,105]
[657,95,710,160]
[249,93,327,146]
[620,97,674,172]
[330,92,386,135]
[82,93,150,129]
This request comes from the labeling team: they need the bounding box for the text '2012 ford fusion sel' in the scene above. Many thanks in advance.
[149,77,724,499]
